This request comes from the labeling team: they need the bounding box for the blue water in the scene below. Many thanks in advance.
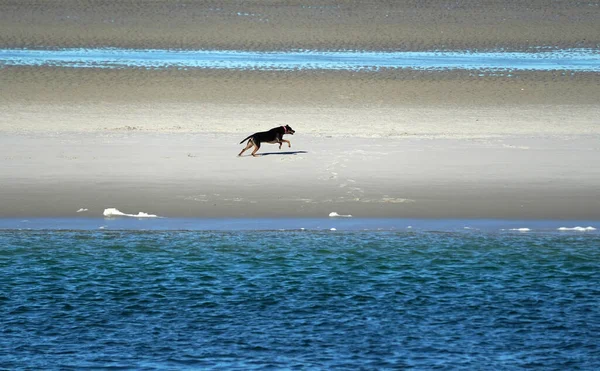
[2,223,599,369]
[1,48,599,72]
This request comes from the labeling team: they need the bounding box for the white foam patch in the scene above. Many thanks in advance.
[103,208,160,218]
[330,228,337,231]
[558,226,596,232]
[510,228,531,232]
[329,212,352,218]
[76,208,88,213]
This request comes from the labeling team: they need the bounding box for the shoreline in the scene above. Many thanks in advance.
[1,217,599,232]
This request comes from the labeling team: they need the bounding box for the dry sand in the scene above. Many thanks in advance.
[1,133,599,219]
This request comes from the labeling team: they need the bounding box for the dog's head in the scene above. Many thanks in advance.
[284,125,295,135]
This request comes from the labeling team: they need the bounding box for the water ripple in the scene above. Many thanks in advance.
[1,231,599,369]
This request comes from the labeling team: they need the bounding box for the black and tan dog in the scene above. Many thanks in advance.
[238,125,295,157]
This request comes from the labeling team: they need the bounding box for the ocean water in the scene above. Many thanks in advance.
[1,225,599,369]
[1,48,599,72]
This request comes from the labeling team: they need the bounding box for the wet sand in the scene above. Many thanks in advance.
[1,0,598,51]
[3,67,600,106]
[2,67,599,138]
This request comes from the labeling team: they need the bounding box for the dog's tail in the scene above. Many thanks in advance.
[240,135,253,144]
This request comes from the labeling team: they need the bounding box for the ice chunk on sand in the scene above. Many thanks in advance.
[103,208,160,218]
[329,212,352,218]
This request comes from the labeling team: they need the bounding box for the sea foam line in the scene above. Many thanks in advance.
[1,48,599,72]
[558,226,596,232]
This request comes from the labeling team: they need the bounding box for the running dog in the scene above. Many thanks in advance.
[238,125,295,157]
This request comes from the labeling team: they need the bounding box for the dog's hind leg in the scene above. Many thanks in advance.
[251,142,261,157]
[238,140,253,157]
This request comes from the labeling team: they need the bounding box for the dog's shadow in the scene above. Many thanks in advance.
[254,151,308,157]
[238,151,308,158]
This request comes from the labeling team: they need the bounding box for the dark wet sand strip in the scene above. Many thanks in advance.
[3,66,599,106]
[1,0,598,51]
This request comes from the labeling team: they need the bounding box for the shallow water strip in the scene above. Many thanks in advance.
[1,48,599,71]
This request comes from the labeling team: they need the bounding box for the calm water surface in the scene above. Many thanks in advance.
[1,230,599,369]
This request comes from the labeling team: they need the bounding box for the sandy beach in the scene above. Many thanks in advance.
[1,133,599,219]
[1,0,599,220]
